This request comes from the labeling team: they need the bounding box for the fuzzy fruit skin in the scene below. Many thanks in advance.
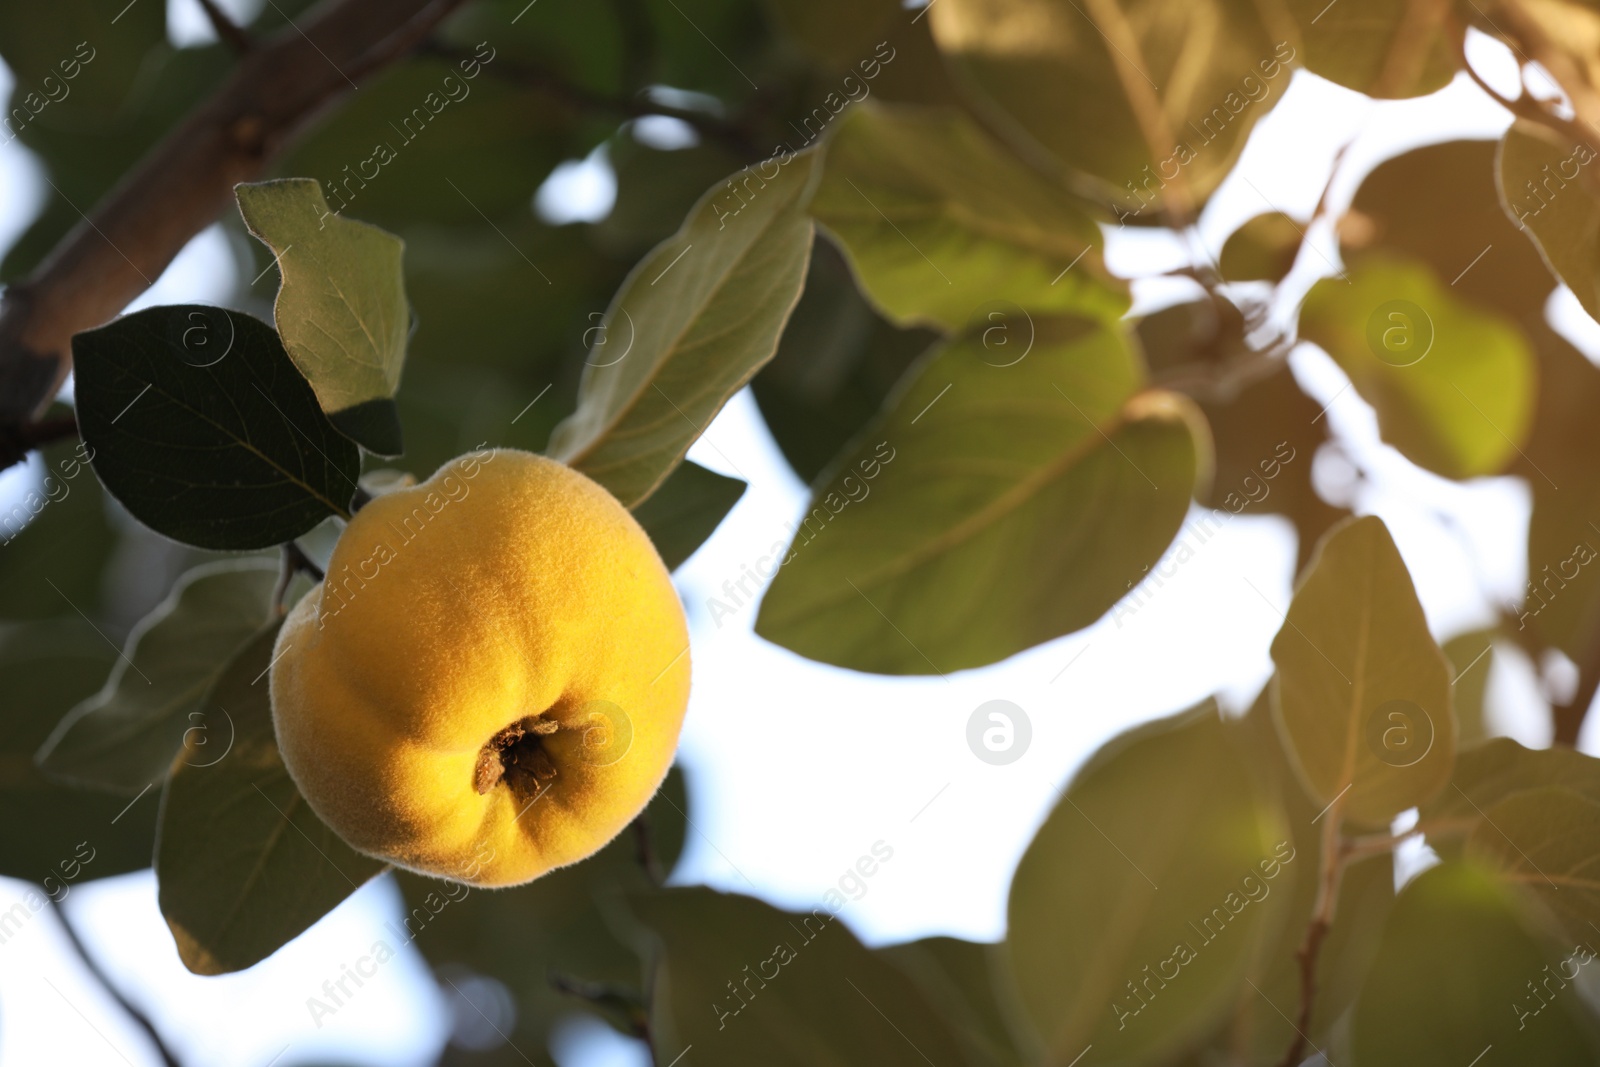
[270,448,690,887]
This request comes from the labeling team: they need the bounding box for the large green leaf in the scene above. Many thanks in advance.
[157,623,386,975]
[1270,515,1455,827]
[0,621,157,882]
[756,317,1203,674]
[1299,256,1536,479]
[235,179,409,456]
[548,154,820,507]
[1500,120,1600,323]
[1352,862,1600,1065]
[927,0,1291,209]
[1468,786,1600,944]
[36,561,278,793]
[1286,0,1459,98]
[72,305,361,550]
[877,937,1025,1067]
[632,886,976,1066]
[1004,703,1288,1065]
[630,460,745,571]
[1422,737,1600,835]
[811,103,1126,329]
[752,235,937,485]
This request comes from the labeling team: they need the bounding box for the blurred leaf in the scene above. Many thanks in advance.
[756,318,1203,674]
[440,0,628,99]
[812,103,1125,330]
[1299,256,1536,479]
[1217,212,1301,283]
[236,179,409,455]
[1270,515,1455,826]
[399,768,689,1053]
[1343,139,1554,321]
[1352,862,1600,1065]
[549,153,819,507]
[1004,703,1288,1065]
[157,623,385,975]
[1286,0,1459,98]
[1468,786,1600,944]
[36,561,278,793]
[596,134,749,259]
[1445,629,1497,746]
[1423,737,1600,828]
[877,936,1024,1067]
[633,886,976,1065]
[0,438,118,620]
[1137,300,1344,570]
[0,621,156,881]
[1500,120,1600,322]
[630,461,745,571]
[1517,322,1600,662]
[927,0,1292,208]
[752,234,937,484]
[73,305,361,549]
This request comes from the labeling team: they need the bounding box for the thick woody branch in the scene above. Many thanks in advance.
[0,0,469,434]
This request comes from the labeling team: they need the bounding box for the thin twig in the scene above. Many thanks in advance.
[49,897,181,1067]
[275,541,325,613]
[1277,792,1347,1067]
[194,0,252,54]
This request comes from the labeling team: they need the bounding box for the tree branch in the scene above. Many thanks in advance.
[195,0,253,55]
[50,897,181,1067]
[1277,796,1347,1067]
[0,0,470,443]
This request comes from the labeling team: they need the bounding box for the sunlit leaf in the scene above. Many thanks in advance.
[548,153,819,507]
[1004,703,1290,1065]
[877,936,1024,1067]
[1217,212,1301,283]
[1299,256,1536,479]
[812,103,1126,329]
[1286,0,1459,98]
[1270,515,1455,827]
[1352,862,1600,1065]
[1445,629,1497,746]
[756,317,1204,674]
[1500,120,1600,322]
[157,623,386,975]
[1468,786,1600,944]
[236,179,409,455]
[36,561,278,793]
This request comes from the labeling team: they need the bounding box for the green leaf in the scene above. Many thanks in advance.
[548,153,820,508]
[877,937,1025,1067]
[927,0,1292,207]
[632,886,976,1066]
[1299,256,1536,479]
[72,305,361,549]
[752,235,937,485]
[1445,629,1497,746]
[756,317,1203,674]
[235,179,409,456]
[811,103,1126,329]
[1270,515,1455,827]
[1422,737,1600,828]
[0,621,157,882]
[630,460,745,571]
[1003,703,1290,1065]
[1467,786,1600,944]
[1346,139,1555,322]
[36,561,279,793]
[1500,120,1600,322]
[157,622,386,975]
[1352,862,1600,1065]
[1286,0,1459,98]
[1217,212,1301,283]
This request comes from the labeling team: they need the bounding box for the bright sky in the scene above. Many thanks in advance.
[0,16,1591,1067]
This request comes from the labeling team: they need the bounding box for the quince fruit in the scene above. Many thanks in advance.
[270,448,690,887]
